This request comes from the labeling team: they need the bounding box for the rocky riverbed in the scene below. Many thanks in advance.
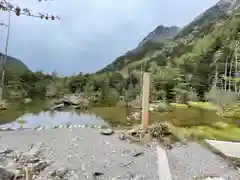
[0,127,239,180]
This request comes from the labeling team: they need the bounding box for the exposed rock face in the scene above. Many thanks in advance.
[141,25,180,43]
[101,25,180,72]
[124,25,180,56]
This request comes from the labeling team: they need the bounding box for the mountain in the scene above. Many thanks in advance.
[0,52,30,74]
[100,0,240,75]
[100,25,180,73]
[130,25,180,54]
[176,0,240,38]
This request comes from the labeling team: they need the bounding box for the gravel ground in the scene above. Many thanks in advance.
[0,127,239,180]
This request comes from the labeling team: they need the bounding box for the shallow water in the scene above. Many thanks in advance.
[0,100,238,130]
[0,110,107,130]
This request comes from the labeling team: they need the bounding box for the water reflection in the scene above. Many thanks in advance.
[0,110,106,130]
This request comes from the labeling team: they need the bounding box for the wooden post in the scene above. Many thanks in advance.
[141,72,150,130]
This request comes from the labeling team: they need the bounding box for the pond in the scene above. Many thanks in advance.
[0,111,107,130]
[0,101,239,133]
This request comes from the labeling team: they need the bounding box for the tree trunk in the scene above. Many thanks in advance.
[235,41,239,93]
[214,65,218,88]
[224,56,228,92]
[0,12,11,101]
[228,57,233,92]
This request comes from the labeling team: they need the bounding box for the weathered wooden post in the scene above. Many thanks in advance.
[141,72,150,130]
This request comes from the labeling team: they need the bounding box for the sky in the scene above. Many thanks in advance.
[0,0,219,76]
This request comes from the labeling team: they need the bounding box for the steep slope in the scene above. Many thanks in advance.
[176,0,240,39]
[0,52,30,74]
[100,25,180,73]
[130,25,180,54]
[101,0,240,74]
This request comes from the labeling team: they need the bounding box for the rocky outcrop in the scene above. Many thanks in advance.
[51,94,90,110]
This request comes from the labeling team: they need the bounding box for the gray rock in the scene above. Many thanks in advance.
[93,171,104,177]
[51,167,69,178]
[0,127,13,131]
[29,142,44,156]
[198,178,226,180]
[31,160,49,173]
[51,103,65,110]
[133,174,147,180]
[18,142,44,164]
[131,151,144,157]
[118,133,125,140]
[24,98,33,104]
[100,129,114,135]
[0,100,7,110]
[0,148,14,155]
[0,166,17,179]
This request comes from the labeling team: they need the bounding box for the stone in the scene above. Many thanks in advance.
[0,166,17,179]
[198,177,226,180]
[30,160,49,173]
[51,103,64,110]
[51,167,69,178]
[118,133,125,140]
[18,142,44,163]
[100,129,114,135]
[93,171,104,177]
[131,112,141,120]
[29,142,44,156]
[131,151,144,157]
[133,175,147,180]
[0,148,14,155]
[0,127,13,131]
[0,100,7,110]
[24,98,33,104]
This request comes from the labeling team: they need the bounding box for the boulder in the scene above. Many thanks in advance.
[51,103,64,110]
[0,100,7,110]
[24,98,33,104]
[150,101,171,112]
[53,94,90,109]
[100,129,114,135]
[0,166,18,179]
[51,167,69,178]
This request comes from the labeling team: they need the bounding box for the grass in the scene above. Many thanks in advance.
[170,103,188,108]
[94,105,240,142]
[169,101,218,110]
[174,125,240,142]
[188,101,218,110]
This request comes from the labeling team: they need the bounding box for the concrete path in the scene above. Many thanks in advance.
[205,139,240,159]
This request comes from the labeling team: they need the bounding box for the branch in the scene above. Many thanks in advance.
[0,22,7,27]
[0,0,60,20]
